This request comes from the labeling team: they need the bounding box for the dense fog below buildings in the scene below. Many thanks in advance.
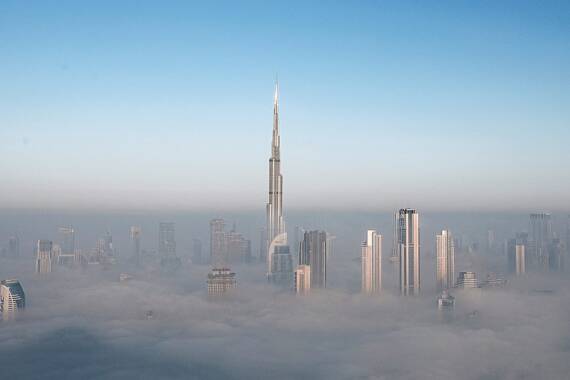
[1,210,570,379]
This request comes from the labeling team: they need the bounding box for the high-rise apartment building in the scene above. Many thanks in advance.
[0,279,25,320]
[58,227,75,265]
[361,230,382,294]
[299,230,328,288]
[210,219,226,266]
[436,230,455,291]
[158,223,176,257]
[397,209,420,295]
[529,213,553,270]
[207,268,237,295]
[268,244,293,286]
[36,240,53,274]
[295,264,311,295]
[507,232,528,275]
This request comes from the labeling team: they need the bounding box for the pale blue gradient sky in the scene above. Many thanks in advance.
[1,1,569,211]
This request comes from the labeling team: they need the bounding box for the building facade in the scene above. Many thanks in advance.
[436,230,455,291]
[529,213,553,270]
[0,279,25,320]
[361,230,382,294]
[36,240,53,274]
[295,264,311,295]
[456,271,479,289]
[207,268,237,295]
[210,219,226,265]
[299,230,328,288]
[397,209,420,295]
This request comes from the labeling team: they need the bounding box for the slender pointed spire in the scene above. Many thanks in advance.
[271,78,280,159]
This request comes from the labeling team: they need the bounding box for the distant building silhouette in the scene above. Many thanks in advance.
[36,240,53,274]
[455,271,479,289]
[130,226,142,265]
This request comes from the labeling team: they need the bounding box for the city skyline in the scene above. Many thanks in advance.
[1,2,569,212]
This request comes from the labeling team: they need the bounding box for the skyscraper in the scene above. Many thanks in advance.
[529,213,553,270]
[397,209,420,295]
[159,222,180,271]
[436,230,455,291]
[210,219,226,266]
[295,264,311,295]
[361,230,382,294]
[299,230,328,288]
[507,233,527,275]
[266,81,286,274]
[0,279,25,320]
[130,226,142,265]
[158,223,176,257]
[58,226,75,265]
[268,244,293,286]
[36,240,53,274]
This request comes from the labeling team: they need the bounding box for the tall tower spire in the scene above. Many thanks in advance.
[272,79,280,159]
[266,79,286,277]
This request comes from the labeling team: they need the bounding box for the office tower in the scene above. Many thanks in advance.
[158,222,180,271]
[266,81,286,276]
[299,230,328,288]
[207,268,237,295]
[507,233,527,275]
[268,244,294,286]
[295,265,311,295]
[529,213,553,270]
[158,223,176,256]
[96,232,114,262]
[361,230,382,294]
[437,290,455,311]
[8,235,20,257]
[192,238,203,264]
[455,271,479,289]
[210,219,226,266]
[36,240,53,274]
[226,229,252,263]
[397,209,420,295]
[58,227,75,265]
[0,279,25,320]
[436,230,455,291]
[52,244,62,264]
[548,238,564,272]
[130,226,142,265]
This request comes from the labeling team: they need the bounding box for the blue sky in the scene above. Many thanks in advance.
[1,1,569,211]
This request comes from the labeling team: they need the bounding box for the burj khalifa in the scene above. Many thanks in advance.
[266,81,292,284]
